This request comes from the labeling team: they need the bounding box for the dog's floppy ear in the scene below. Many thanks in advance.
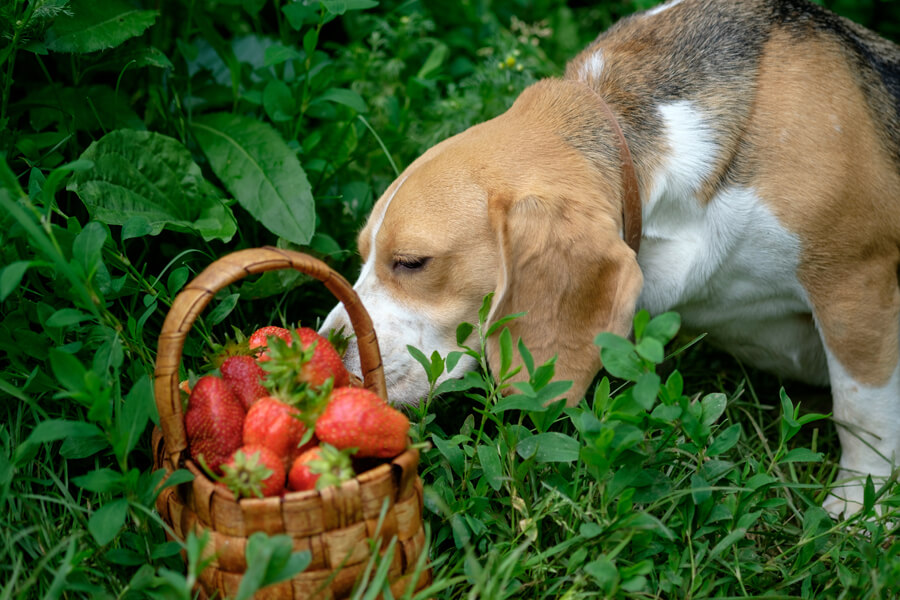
[486,186,643,405]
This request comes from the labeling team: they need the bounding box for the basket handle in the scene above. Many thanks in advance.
[153,246,387,462]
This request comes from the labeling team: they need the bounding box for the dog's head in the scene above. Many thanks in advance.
[321,79,644,405]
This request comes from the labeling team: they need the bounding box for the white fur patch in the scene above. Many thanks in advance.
[826,349,900,476]
[646,0,684,17]
[320,175,473,405]
[578,50,605,81]
[637,101,828,384]
[823,349,900,516]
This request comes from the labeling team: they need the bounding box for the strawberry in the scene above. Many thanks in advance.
[220,445,285,498]
[294,327,350,388]
[221,355,267,410]
[263,328,350,391]
[287,444,355,492]
[315,387,409,458]
[248,326,293,361]
[243,396,314,469]
[184,376,245,475]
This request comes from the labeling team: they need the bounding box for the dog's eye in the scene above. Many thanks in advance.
[393,256,430,272]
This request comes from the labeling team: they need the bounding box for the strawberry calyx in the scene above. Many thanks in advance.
[260,331,317,388]
[220,446,276,499]
[205,325,253,370]
[259,332,335,423]
[325,326,353,358]
[308,443,357,490]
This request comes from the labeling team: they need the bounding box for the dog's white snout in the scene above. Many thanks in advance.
[319,304,362,379]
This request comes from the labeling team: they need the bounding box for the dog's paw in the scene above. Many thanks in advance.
[823,489,866,520]
[823,470,891,520]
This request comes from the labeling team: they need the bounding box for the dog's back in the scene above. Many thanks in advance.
[569,0,900,183]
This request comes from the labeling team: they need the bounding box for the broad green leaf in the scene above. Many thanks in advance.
[46,308,94,328]
[690,474,711,505]
[650,403,681,422]
[42,159,95,206]
[114,376,153,461]
[476,444,503,491]
[486,311,525,337]
[61,435,108,459]
[264,43,303,66]
[407,345,433,381]
[599,341,643,382]
[192,113,314,246]
[632,372,660,411]
[707,424,741,456]
[320,0,379,15]
[863,475,876,513]
[68,130,236,242]
[518,339,535,376]
[73,221,108,275]
[236,533,311,599]
[417,42,449,79]
[121,216,153,241]
[478,293,494,325]
[21,422,103,465]
[632,309,651,342]
[643,311,681,345]
[46,0,159,54]
[148,468,194,504]
[88,498,129,546]
[282,3,320,29]
[492,393,547,414]
[585,555,618,592]
[635,337,664,364]
[516,432,579,463]
[498,327,513,377]
[433,371,487,396]
[206,293,240,326]
[311,88,368,114]
[431,434,465,476]
[779,448,824,463]
[73,468,124,494]
[263,80,296,122]
[579,522,604,539]
[594,332,634,355]
[708,527,747,561]
[701,393,728,426]
[0,261,33,301]
[455,322,474,347]
[167,267,190,297]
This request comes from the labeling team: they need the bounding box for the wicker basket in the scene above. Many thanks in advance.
[152,247,430,599]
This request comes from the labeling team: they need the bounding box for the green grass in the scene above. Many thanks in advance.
[2,0,900,598]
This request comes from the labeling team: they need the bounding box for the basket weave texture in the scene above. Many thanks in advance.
[152,247,430,599]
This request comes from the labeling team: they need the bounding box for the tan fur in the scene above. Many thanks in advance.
[746,31,900,385]
[356,81,643,399]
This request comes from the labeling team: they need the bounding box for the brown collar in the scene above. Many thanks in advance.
[587,88,643,255]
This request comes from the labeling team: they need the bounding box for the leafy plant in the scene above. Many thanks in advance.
[3,0,900,597]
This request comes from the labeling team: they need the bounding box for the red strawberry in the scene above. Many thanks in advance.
[315,387,409,458]
[221,355,267,410]
[220,445,285,498]
[249,326,293,361]
[287,444,355,492]
[293,328,350,388]
[243,396,314,469]
[184,376,246,475]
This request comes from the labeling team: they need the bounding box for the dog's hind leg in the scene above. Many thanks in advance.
[807,259,900,518]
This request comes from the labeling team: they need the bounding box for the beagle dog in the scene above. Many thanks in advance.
[321,0,900,518]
